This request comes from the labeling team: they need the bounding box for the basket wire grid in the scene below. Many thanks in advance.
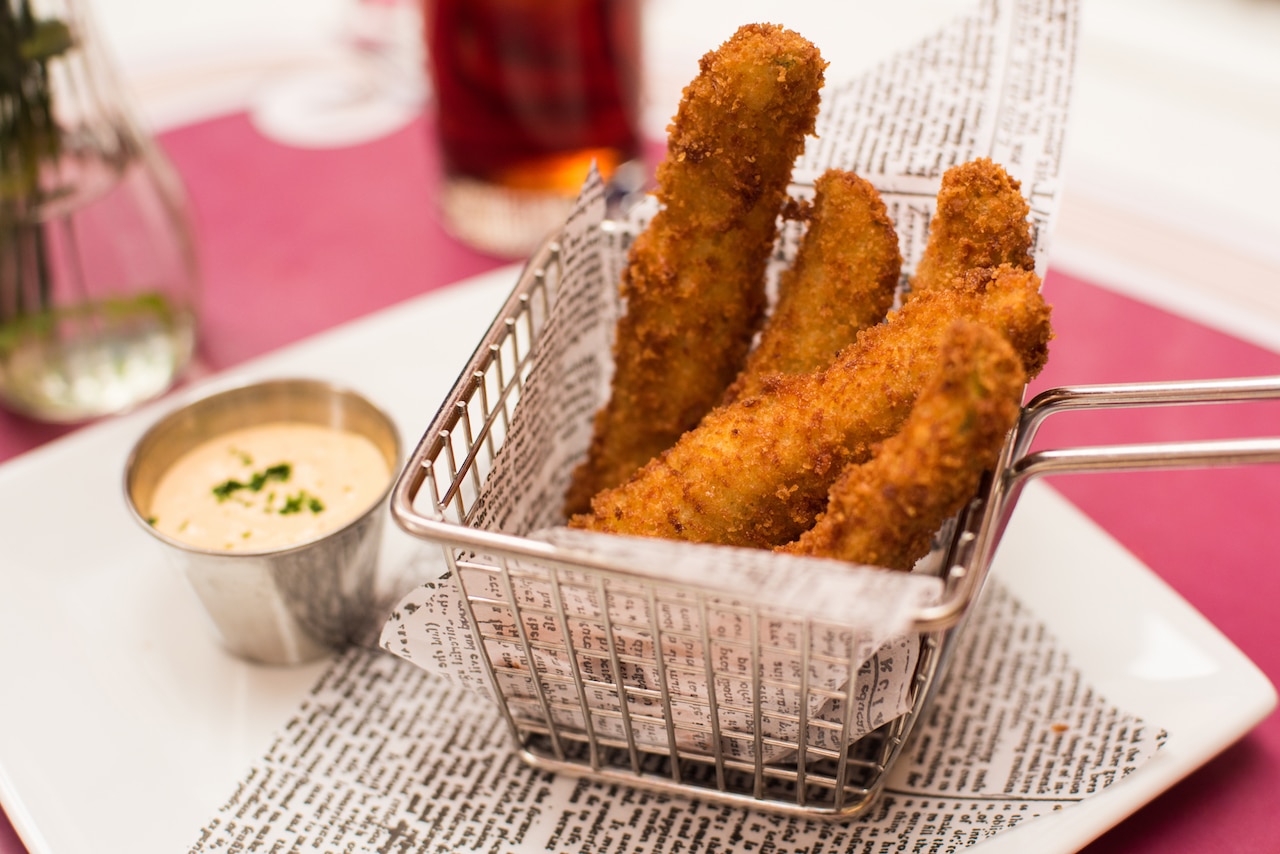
[391,234,1280,819]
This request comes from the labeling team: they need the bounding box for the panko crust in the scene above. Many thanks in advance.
[563,24,827,517]
[570,264,1052,549]
[780,320,1026,569]
[910,158,1034,297]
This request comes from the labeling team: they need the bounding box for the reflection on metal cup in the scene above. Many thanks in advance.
[123,378,400,666]
[424,0,644,257]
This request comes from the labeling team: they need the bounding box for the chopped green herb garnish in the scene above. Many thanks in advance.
[211,480,239,501]
[250,463,291,491]
[279,490,325,515]
[228,447,253,466]
[212,462,292,502]
[146,516,157,526]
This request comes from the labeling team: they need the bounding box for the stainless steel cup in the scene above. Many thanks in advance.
[123,378,400,665]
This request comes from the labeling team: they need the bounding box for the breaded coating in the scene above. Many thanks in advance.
[569,264,1051,549]
[723,169,901,404]
[779,321,1025,569]
[909,158,1034,296]
[562,24,827,517]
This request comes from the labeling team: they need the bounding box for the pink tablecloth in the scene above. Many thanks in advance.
[1,112,1277,853]
[0,112,508,463]
[1028,273,1280,852]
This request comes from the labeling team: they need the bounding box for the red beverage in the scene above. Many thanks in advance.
[425,0,642,195]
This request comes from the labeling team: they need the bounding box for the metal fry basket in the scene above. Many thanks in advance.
[390,233,1280,819]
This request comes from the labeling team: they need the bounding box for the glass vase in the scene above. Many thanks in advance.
[1,0,199,423]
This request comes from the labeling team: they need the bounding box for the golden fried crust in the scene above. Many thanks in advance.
[779,320,1025,569]
[909,158,1034,297]
[568,264,1051,549]
[562,24,827,518]
[723,169,901,404]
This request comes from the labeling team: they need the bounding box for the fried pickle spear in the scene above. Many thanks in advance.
[723,169,901,404]
[562,24,827,517]
[909,158,1034,296]
[569,264,1051,549]
[779,320,1025,569]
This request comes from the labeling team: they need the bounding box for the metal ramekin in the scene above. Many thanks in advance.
[124,378,400,665]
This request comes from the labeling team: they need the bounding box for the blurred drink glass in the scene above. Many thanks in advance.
[424,0,643,257]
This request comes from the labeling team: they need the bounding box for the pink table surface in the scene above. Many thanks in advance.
[0,112,510,463]
[2,113,1278,853]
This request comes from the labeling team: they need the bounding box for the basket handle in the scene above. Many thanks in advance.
[912,375,1280,632]
[1010,374,1280,481]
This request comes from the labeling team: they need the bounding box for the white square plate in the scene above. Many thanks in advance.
[0,268,1272,854]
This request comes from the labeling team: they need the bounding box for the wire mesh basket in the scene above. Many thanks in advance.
[390,232,1280,819]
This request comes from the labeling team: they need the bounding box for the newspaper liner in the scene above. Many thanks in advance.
[194,575,1166,854]
[191,1,1172,851]
[380,0,1080,766]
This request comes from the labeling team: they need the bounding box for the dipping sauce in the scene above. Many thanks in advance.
[148,422,391,551]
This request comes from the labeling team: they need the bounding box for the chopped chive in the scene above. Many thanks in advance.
[212,462,292,502]
[279,489,325,515]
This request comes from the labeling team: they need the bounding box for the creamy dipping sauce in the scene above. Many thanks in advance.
[149,422,391,551]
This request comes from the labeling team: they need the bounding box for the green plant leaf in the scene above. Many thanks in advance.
[19,19,72,62]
